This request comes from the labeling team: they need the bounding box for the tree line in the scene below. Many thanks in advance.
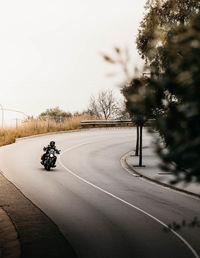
[36,90,129,122]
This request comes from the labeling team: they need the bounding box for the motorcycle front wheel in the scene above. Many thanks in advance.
[45,164,51,171]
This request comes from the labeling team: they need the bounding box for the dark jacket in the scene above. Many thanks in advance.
[43,145,60,154]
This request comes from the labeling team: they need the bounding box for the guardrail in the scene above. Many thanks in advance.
[80,120,133,127]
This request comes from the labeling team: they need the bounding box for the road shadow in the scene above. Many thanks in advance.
[38,167,62,173]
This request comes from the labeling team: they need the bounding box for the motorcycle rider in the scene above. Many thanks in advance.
[41,141,60,167]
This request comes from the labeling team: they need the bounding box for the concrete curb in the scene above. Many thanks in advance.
[121,151,200,200]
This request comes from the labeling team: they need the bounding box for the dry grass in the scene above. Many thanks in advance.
[0,115,92,147]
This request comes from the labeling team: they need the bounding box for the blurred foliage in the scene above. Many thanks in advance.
[101,46,134,120]
[153,13,200,183]
[102,47,141,157]
[102,46,132,81]
[122,79,148,126]
[137,0,200,72]
[132,1,200,183]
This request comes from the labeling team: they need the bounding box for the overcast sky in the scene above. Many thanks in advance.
[0,0,146,120]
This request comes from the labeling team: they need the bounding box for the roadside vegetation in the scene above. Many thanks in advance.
[0,94,129,147]
[0,114,92,147]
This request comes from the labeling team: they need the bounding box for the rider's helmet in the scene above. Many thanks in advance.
[50,141,55,148]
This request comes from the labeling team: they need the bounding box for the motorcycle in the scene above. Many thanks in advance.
[42,148,60,171]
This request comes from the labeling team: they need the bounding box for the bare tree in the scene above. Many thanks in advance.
[88,96,101,119]
[89,90,121,120]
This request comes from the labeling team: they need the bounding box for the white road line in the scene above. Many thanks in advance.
[58,141,199,258]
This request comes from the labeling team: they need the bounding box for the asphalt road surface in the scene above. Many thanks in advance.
[0,128,199,258]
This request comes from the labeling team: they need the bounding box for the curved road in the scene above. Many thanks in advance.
[0,128,199,258]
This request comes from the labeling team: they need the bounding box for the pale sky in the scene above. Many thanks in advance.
[0,0,146,121]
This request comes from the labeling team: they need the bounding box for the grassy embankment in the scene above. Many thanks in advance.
[0,115,91,147]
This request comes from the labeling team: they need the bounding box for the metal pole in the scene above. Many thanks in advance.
[139,125,143,167]
[135,125,139,156]
[59,116,62,128]
[3,108,29,118]
[48,116,50,130]
[0,104,4,128]
[16,118,18,129]
[36,118,38,130]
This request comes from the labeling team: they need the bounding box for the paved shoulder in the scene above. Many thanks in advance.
[0,208,20,258]
[0,172,77,258]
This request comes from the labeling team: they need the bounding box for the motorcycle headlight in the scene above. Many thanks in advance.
[50,154,54,158]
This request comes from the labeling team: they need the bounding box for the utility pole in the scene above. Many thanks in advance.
[59,116,62,128]
[0,104,4,128]
[35,118,38,130]
[0,106,29,129]
[48,116,50,130]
